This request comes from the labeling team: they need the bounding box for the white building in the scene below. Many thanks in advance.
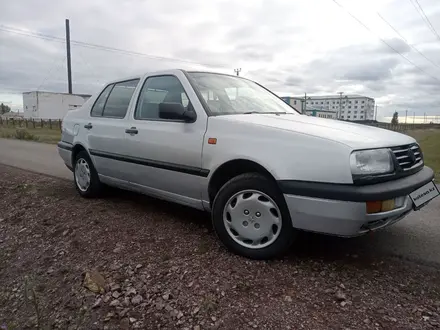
[22,91,91,119]
[283,95,375,121]
[304,106,338,119]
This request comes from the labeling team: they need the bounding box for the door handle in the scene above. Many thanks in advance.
[84,123,93,130]
[125,127,138,135]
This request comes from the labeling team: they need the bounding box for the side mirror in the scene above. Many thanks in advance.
[158,102,196,122]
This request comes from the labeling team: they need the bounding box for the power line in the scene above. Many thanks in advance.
[0,25,230,69]
[408,0,440,43]
[330,0,440,83]
[37,55,67,91]
[376,12,440,70]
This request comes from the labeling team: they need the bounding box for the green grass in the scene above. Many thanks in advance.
[0,126,61,144]
[405,129,440,182]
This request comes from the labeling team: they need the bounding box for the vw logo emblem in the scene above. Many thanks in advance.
[407,149,416,164]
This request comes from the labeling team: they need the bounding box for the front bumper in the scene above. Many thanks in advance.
[284,194,413,236]
[279,166,435,236]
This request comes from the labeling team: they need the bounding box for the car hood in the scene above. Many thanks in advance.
[218,114,415,149]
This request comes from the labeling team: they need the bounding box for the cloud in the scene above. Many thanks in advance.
[378,38,411,54]
[1,0,440,118]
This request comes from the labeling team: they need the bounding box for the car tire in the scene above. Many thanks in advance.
[212,173,296,259]
[73,150,102,198]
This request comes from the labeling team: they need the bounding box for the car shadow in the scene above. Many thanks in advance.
[103,187,395,265]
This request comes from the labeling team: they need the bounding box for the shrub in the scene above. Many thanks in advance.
[14,129,39,141]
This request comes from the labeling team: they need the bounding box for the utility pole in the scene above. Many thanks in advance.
[405,110,408,124]
[234,68,241,76]
[303,92,307,114]
[413,112,415,124]
[65,18,72,94]
[374,104,378,121]
[338,92,343,119]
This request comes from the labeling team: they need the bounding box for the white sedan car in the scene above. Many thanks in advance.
[58,70,439,259]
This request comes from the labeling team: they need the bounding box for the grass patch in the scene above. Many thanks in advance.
[201,295,218,313]
[0,126,60,144]
[404,129,440,182]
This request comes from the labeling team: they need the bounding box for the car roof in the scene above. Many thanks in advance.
[105,69,255,85]
[105,69,187,85]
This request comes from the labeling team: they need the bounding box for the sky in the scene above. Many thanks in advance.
[1,0,440,122]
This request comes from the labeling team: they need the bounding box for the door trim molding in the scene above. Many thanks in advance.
[57,141,73,151]
[89,149,209,177]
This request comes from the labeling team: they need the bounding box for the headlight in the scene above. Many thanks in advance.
[350,149,394,176]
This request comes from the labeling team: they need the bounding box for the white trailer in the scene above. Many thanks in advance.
[23,91,91,119]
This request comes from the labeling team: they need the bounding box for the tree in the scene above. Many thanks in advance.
[0,103,11,114]
[391,111,399,125]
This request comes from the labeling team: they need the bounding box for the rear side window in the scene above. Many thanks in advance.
[102,79,140,118]
[91,84,113,117]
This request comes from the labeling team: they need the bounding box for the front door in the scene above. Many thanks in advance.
[123,73,208,208]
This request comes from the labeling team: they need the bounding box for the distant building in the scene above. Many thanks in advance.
[281,94,375,121]
[22,91,91,119]
[0,111,24,119]
[280,96,304,112]
[304,105,337,119]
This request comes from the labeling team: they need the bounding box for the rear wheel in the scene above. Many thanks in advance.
[212,173,296,259]
[74,150,102,198]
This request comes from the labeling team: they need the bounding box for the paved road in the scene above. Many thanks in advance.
[1,138,439,265]
[0,138,71,179]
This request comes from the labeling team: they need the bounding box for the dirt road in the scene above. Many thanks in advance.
[1,165,439,329]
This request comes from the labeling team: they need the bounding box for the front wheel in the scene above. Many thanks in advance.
[74,150,102,198]
[212,173,296,259]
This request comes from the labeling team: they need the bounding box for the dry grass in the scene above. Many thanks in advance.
[0,126,61,144]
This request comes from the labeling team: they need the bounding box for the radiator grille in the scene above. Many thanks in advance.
[390,144,423,170]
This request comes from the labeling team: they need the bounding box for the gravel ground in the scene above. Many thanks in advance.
[1,165,440,330]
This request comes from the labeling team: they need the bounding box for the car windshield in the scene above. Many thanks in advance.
[188,72,299,116]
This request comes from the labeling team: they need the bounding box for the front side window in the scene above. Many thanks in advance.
[103,79,140,118]
[91,84,113,117]
[188,72,298,115]
[135,75,190,120]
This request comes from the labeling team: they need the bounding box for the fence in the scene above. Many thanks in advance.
[0,117,62,131]
[361,122,440,132]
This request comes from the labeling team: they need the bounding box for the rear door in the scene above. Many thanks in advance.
[86,79,140,182]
